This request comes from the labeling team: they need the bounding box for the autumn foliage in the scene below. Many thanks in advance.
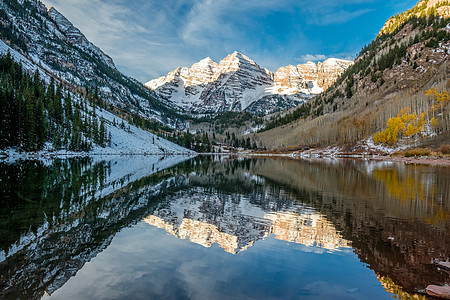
[374,89,448,145]
[373,108,426,145]
[426,88,450,109]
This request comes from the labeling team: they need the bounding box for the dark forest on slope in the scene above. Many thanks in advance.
[0,53,110,151]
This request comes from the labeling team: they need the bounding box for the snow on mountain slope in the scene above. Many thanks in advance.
[91,107,192,155]
[0,39,48,79]
[0,1,179,126]
[146,52,353,114]
[0,38,192,156]
[197,52,275,112]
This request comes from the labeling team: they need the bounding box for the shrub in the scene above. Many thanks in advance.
[438,145,450,155]
[404,148,431,157]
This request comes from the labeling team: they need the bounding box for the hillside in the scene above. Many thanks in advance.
[257,0,449,151]
[0,34,189,155]
[146,52,352,115]
[0,0,184,127]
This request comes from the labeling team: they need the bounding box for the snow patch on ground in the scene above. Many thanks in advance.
[243,124,265,135]
[363,138,408,154]
[92,108,193,155]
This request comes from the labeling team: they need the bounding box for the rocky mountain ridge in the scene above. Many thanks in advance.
[47,7,115,68]
[380,0,450,35]
[146,52,353,114]
[274,58,354,92]
[0,0,180,126]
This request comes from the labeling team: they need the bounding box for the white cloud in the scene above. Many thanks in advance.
[42,0,148,45]
[297,54,328,63]
[41,0,185,80]
[39,0,375,81]
[296,52,357,64]
[180,0,278,45]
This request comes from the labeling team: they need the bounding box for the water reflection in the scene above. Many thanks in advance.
[144,190,349,254]
[266,210,349,250]
[372,166,449,225]
[0,156,191,299]
[251,158,449,294]
[0,156,448,300]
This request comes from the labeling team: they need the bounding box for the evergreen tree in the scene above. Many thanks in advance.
[99,118,106,147]
[64,92,72,122]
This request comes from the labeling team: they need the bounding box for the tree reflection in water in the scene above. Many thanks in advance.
[0,156,448,299]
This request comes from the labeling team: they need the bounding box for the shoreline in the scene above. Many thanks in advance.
[240,152,450,167]
[0,151,197,162]
[367,155,450,166]
[2,151,450,167]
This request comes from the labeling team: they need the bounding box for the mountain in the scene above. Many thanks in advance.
[0,1,181,126]
[0,40,190,155]
[274,58,354,92]
[257,0,449,150]
[46,7,115,70]
[0,0,191,154]
[146,52,353,114]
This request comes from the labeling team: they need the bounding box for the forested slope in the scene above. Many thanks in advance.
[257,0,449,150]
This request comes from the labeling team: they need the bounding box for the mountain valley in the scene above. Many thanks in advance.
[1,1,449,299]
[0,0,449,155]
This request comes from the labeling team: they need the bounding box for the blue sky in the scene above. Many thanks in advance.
[41,0,418,82]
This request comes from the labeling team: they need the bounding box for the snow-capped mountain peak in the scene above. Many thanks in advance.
[145,52,353,114]
[224,51,256,65]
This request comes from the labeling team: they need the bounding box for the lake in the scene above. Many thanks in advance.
[0,156,449,299]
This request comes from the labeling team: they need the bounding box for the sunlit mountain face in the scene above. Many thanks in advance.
[145,52,353,114]
[0,156,448,299]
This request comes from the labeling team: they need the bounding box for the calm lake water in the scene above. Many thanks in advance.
[0,156,449,300]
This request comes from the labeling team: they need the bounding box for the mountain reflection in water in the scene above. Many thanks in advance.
[144,189,350,254]
[0,156,448,300]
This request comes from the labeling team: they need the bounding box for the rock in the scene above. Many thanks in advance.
[435,262,450,271]
[416,288,427,294]
[426,285,450,299]
[47,7,114,68]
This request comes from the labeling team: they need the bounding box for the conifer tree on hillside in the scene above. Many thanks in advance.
[0,53,111,152]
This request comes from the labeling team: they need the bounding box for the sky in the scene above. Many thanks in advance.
[40,0,418,82]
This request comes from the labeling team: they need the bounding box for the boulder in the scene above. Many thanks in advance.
[426,285,450,299]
